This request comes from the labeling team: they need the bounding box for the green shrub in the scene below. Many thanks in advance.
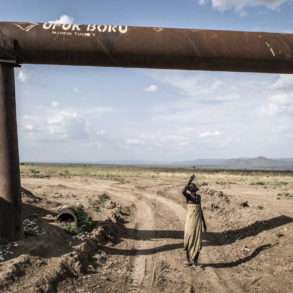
[75,206,95,233]
[98,193,110,205]
[62,206,95,235]
[250,181,265,186]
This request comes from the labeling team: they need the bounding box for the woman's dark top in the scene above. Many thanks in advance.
[182,185,201,205]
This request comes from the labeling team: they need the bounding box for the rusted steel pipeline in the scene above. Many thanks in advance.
[0,62,22,242]
[0,22,293,73]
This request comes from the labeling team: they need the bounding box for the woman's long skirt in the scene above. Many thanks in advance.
[184,203,203,261]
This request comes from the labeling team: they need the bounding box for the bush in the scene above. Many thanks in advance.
[62,206,95,235]
[98,193,110,205]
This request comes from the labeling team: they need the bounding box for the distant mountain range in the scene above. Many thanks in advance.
[91,157,293,170]
[170,157,293,170]
[28,157,293,171]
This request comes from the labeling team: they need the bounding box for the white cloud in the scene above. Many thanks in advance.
[85,107,114,115]
[126,138,145,145]
[51,101,59,108]
[199,0,287,12]
[261,74,293,116]
[49,15,74,24]
[21,115,41,134]
[272,74,293,91]
[151,71,240,102]
[23,124,34,132]
[19,104,114,144]
[16,69,28,83]
[144,84,158,92]
[96,130,106,136]
[270,94,293,106]
[199,130,221,138]
[46,110,88,140]
[262,93,293,116]
[259,74,293,140]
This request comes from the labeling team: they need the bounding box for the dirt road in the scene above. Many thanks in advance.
[55,175,293,292]
[1,168,293,292]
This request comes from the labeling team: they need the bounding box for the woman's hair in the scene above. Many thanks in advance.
[188,183,197,192]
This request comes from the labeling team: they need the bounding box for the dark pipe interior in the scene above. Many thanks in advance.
[57,213,75,223]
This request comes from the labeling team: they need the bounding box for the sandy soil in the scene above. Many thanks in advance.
[0,166,293,293]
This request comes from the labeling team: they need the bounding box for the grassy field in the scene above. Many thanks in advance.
[20,163,293,188]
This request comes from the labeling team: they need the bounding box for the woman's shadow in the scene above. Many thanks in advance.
[204,215,293,246]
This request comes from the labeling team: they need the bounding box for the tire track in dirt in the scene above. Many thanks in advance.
[109,187,186,292]
[105,186,172,292]
[128,194,155,292]
[60,181,157,292]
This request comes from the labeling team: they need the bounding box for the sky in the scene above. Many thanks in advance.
[1,0,293,162]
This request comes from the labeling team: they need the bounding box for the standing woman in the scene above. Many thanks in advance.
[182,174,207,267]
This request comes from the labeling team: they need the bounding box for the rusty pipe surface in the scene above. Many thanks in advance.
[0,22,293,73]
[0,63,22,242]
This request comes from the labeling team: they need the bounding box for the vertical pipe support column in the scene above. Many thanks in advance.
[0,61,22,242]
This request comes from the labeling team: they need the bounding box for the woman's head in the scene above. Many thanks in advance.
[188,183,197,193]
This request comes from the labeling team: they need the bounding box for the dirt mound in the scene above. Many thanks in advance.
[200,187,231,215]
[0,188,131,293]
